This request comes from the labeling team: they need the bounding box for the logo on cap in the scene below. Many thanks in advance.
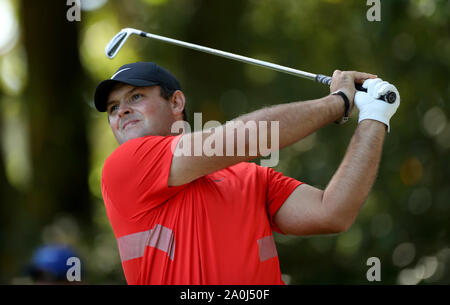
[111,68,131,80]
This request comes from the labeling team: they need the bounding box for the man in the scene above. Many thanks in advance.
[94,62,400,284]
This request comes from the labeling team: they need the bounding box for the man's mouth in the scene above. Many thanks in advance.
[122,120,140,130]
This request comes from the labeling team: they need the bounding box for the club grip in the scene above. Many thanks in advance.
[355,83,397,104]
[315,74,396,104]
[315,74,332,86]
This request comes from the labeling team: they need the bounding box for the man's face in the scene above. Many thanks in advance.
[106,84,178,144]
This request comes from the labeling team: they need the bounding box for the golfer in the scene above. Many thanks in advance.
[94,62,400,284]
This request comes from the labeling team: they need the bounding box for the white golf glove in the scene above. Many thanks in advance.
[355,78,400,132]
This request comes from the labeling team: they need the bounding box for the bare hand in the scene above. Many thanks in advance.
[330,70,378,116]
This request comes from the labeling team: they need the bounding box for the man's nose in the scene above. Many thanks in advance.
[118,104,133,117]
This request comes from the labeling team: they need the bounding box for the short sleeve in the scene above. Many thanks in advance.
[101,135,185,220]
[265,167,303,234]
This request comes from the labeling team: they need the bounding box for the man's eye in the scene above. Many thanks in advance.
[109,104,119,113]
[132,93,142,101]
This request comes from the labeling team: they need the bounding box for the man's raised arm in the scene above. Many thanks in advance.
[274,75,401,235]
[168,70,377,186]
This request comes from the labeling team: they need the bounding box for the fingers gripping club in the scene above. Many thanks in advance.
[315,74,396,104]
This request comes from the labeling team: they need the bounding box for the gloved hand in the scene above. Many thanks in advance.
[355,78,400,132]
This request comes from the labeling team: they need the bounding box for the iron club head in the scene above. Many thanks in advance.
[105,28,143,59]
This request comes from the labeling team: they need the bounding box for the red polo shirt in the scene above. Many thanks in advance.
[101,135,302,284]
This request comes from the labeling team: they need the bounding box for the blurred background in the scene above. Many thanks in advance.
[0,0,448,284]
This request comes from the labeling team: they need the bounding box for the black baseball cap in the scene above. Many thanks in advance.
[94,62,181,112]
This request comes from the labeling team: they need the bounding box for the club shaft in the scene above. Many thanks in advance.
[141,31,317,81]
[126,28,395,104]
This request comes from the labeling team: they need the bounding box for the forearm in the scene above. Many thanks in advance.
[170,94,347,186]
[322,120,386,231]
[233,94,346,150]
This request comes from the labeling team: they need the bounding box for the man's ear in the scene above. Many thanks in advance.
[171,90,186,118]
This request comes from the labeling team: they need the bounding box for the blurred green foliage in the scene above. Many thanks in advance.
[0,0,448,284]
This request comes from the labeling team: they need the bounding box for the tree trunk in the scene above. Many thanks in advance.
[20,0,91,245]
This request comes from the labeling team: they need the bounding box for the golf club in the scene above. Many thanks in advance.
[105,27,397,104]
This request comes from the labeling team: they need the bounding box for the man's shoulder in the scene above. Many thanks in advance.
[102,135,179,179]
[113,135,171,152]
[107,135,177,161]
